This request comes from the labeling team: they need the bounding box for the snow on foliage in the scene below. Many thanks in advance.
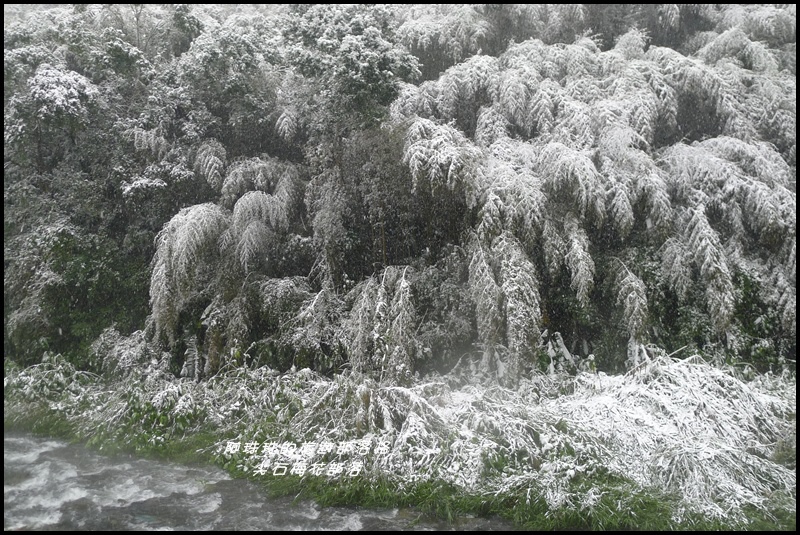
[233,356,794,524]
[121,176,167,198]
[150,203,230,345]
[397,5,492,67]
[4,4,797,530]
[6,353,794,527]
[403,117,482,194]
[26,64,99,120]
[385,22,795,371]
[195,140,227,192]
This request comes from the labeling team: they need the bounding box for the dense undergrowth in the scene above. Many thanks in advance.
[5,350,795,530]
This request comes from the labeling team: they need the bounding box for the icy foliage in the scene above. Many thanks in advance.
[150,203,230,345]
[323,266,420,384]
[385,27,795,371]
[398,5,491,66]
[6,353,794,527]
[90,327,156,377]
[130,128,169,159]
[223,356,796,525]
[403,117,482,194]
[26,64,99,120]
[121,176,167,198]
[195,140,227,192]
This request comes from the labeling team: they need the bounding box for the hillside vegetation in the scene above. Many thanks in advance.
[4,4,796,529]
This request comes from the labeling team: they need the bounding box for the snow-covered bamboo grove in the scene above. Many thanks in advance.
[4,4,796,528]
